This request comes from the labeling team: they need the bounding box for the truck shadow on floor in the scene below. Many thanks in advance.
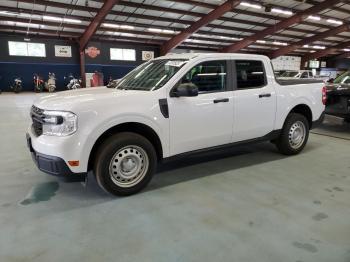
[146,142,291,192]
[54,141,320,198]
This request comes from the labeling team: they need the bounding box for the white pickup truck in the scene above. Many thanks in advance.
[27,53,325,196]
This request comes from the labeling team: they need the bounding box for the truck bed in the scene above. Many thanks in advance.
[277,79,324,86]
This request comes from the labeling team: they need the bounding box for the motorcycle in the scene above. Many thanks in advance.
[33,74,45,92]
[11,77,22,93]
[45,72,56,92]
[64,74,82,90]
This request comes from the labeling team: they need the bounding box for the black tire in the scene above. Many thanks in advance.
[344,117,350,123]
[93,132,157,196]
[275,113,309,155]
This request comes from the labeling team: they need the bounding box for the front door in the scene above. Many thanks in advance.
[168,60,234,156]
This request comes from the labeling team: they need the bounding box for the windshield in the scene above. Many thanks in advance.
[334,71,350,84]
[116,59,188,91]
[280,71,299,78]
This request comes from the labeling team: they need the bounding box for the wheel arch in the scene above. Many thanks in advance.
[88,122,163,171]
[288,104,313,127]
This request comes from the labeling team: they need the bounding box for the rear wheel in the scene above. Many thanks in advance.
[93,132,157,196]
[275,113,309,155]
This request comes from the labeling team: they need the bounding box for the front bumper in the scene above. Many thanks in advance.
[26,133,86,178]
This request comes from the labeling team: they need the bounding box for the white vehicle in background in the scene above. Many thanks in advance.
[278,70,330,82]
[26,53,325,196]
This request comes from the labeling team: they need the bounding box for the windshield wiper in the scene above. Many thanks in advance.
[117,86,150,91]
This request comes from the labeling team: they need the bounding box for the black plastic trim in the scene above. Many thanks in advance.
[213,98,229,103]
[159,98,169,118]
[26,133,86,178]
[311,112,325,129]
[162,130,281,163]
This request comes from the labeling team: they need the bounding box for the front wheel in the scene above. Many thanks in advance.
[93,132,157,196]
[275,113,309,155]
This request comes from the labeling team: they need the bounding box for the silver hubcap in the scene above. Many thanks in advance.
[288,121,306,149]
[109,146,149,188]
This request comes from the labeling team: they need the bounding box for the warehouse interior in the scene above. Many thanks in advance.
[0,0,350,262]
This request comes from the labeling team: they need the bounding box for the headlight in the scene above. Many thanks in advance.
[42,111,77,136]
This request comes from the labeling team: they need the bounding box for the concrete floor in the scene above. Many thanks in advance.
[0,92,350,262]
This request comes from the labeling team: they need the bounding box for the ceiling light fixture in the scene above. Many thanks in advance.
[102,23,134,29]
[103,23,119,28]
[307,15,321,21]
[120,25,134,30]
[43,15,81,23]
[240,2,262,9]
[0,11,18,16]
[148,28,162,33]
[162,29,175,34]
[273,41,288,46]
[63,18,81,23]
[148,28,174,34]
[327,19,343,25]
[312,45,325,49]
[343,48,350,52]
[256,40,266,44]
[271,8,293,15]
[43,15,62,22]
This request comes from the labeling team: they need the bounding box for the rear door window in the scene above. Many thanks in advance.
[235,60,266,89]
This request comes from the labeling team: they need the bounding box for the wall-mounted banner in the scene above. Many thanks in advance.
[55,45,72,57]
[85,46,101,58]
[142,51,154,61]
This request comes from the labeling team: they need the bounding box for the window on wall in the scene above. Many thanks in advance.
[8,41,46,57]
[110,48,136,61]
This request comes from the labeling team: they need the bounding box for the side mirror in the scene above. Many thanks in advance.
[170,83,198,97]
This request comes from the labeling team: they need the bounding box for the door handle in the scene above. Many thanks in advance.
[213,98,229,103]
[259,93,271,98]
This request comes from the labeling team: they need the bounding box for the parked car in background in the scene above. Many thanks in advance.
[325,71,350,122]
[26,53,325,196]
[278,70,330,82]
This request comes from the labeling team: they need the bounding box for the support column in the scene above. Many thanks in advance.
[80,50,86,88]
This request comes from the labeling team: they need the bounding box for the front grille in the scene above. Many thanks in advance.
[31,105,44,136]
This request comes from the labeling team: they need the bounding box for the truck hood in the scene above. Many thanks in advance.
[34,87,149,111]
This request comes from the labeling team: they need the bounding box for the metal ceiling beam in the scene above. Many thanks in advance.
[269,23,350,59]
[170,0,338,30]
[79,0,119,51]
[0,8,346,47]
[10,0,350,41]
[1,17,309,56]
[160,0,241,55]
[300,40,350,65]
[220,0,343,53]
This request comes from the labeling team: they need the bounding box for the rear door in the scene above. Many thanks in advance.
[232,59,277,142]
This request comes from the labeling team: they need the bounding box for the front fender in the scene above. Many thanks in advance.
[79,113,168,172]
